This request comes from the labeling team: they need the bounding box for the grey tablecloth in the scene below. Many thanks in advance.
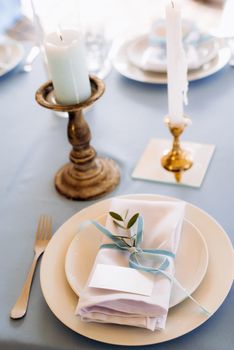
[0,57,233,350]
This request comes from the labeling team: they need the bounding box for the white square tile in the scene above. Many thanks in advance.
[132,139,215,188]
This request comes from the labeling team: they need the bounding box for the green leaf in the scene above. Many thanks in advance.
[127,213,139,229]
[109,211,123,221]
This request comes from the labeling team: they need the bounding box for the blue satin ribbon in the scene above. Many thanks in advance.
[82,216,210,315]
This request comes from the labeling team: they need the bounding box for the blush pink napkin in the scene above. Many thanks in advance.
[76,198,185,331]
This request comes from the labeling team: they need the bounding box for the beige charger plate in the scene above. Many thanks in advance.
[40,194,234,346]
[0,37,24,76]
[112,39,231,84]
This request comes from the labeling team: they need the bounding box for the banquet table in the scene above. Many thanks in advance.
[0,43,234,349]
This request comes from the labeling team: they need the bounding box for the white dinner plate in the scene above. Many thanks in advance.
[65,214,208,308]
[127,35,219,72]
[0,36,24,77]
[112,39,231,84]
[40,194,234,346]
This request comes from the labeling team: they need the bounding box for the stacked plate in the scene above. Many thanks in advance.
[112,20,231,84]
[40,194,234,346]
[0,36,24,77]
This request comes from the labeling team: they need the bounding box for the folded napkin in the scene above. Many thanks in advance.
[76,198,185,331]
[140,36,217,72]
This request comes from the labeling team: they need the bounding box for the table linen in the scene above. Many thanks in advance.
[0,51,233,349]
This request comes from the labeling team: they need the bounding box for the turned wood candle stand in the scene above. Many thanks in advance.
[35,75,120,200]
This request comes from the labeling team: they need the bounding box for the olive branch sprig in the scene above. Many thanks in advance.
[109,210,139,247]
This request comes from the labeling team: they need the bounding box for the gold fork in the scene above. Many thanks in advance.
[10,215,52,319]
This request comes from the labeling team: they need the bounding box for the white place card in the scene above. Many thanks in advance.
[89,263,154,296]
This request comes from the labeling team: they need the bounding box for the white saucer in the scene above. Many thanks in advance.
[40,194,234,346]
[0,36,24,77]
[127,35,219,72]
[65,214,208,308]
[113,39,231,84]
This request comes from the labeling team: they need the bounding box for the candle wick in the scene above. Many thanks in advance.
[56,26,63,42]
[171,1,174,8]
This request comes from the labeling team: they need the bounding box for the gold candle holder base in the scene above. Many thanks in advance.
[161,117,193,182]
[35,76,120,200]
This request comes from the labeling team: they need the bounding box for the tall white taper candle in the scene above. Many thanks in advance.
[166,1,188,124]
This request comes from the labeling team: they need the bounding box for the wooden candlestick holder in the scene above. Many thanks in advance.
[35,75,120,200]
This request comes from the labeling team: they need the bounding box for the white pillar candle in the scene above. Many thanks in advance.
[166,1,188,124]
[44,29,91,105]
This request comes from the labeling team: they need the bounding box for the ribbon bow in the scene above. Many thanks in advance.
[83,216,210,315]
[91,216,175,275]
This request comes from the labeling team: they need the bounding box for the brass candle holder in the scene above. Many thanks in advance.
[35,75,120,200]
[161,117,193,182]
